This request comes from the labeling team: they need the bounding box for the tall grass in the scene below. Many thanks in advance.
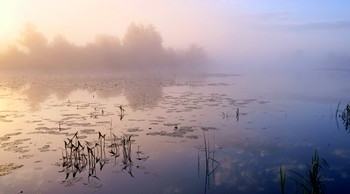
[281,149,329,194]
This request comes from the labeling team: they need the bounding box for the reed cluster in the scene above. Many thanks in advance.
[59,131,146,181]
[279,149,329,194]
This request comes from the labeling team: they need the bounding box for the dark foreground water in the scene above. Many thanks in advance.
[0,68,349,194]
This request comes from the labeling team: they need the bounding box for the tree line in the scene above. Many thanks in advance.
[0,23,209,72]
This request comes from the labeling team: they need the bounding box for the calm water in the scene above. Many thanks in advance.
[0,69,349,194]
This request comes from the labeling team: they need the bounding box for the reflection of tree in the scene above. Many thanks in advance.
[337,102,350,131]
[123,78,163,109]
[24,83,53,111]
[0,75,165,111]
[21,77,85,110]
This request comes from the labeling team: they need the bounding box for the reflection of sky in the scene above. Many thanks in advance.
[0,71,349,193]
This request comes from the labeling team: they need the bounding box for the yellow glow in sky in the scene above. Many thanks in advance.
[0,0,227,51]
[0,1,21,50]
[1,0,349,61]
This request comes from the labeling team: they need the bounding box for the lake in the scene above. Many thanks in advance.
[0,68,349,194]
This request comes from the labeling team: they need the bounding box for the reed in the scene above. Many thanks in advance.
[289,149,329,194]
[279,166,286,194]
[59,130,144,181]
[201,131,221,193]
[341,103,350,130]
[336,101,350,131]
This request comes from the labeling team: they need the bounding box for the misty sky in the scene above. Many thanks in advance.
[1,0,350,66]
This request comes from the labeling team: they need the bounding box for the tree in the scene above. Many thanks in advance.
[123,23,163,51]
[18,23,48,55]
[122,23,165,68]
[49,35,79,69]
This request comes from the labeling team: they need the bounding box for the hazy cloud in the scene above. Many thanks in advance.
[271,19,350,31]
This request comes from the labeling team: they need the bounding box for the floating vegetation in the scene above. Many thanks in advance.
[0,136,11,141]
[201,127,217,131]
[1,138,31,153]
[0,163,23,176]
[38,144,51,152]
[208,82,230,86]
[146,125,196,138]
[18,154,34,159]
[3,74,338,193]
[163,123,179,127]
[127,128,143,132]
[186,135,198,139]
[146,131,184,138]
[28,127,65,135]
[4,132,22,136]
[80,129,96,134]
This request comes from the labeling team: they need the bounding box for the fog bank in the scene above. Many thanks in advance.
[0,23,210,73]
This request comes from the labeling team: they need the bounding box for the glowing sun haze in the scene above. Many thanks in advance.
[1,0,224,48]
[1,0,350,67]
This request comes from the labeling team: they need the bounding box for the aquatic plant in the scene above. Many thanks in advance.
[109,134,120,158]
[200,131,221,194]
[60,131,89,180]
[287,149,329,194]
[279,166,286,194]
[336,101,350,131]
[59,131,144,183]
[341,103,350,130]
[120,133,134,177]
[136,146,150,161]
[119,105,125,120]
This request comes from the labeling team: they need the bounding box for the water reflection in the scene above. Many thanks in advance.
[0,75,167,111]
[199,131,221,194]
[1,71,349,193]
[336,102,350,131]
[59,131,149,185]
[340,103,350,131]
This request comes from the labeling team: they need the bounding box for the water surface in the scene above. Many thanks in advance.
[0,69,349,194]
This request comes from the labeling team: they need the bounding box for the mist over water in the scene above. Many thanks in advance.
[0,1,350,194]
